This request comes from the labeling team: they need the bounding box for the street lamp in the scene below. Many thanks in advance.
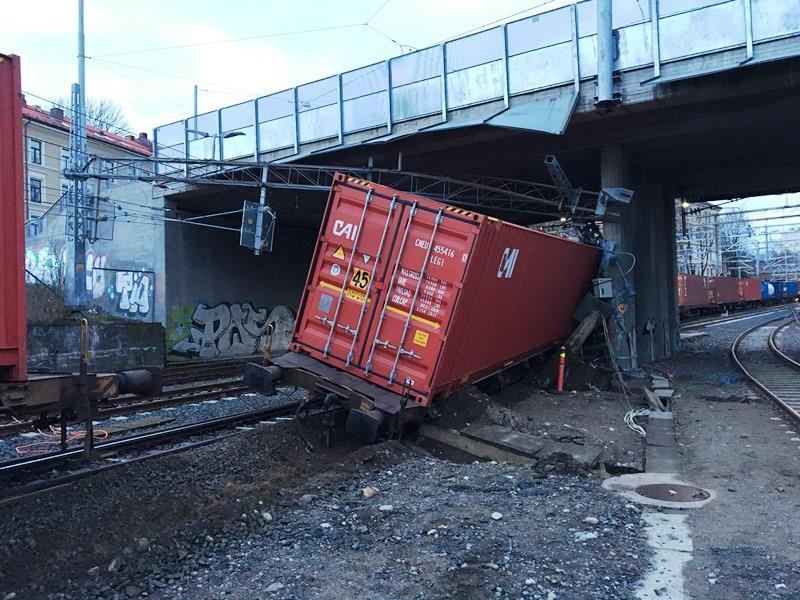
[185,128,245,160]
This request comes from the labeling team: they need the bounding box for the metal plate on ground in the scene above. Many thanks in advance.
[635,483,710,502]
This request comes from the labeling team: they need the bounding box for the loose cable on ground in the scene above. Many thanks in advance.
[14,425,109,456]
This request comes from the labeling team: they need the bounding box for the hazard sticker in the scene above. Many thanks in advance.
[332,246,345,260]
[413,330,429,347]
[350,267,371,291]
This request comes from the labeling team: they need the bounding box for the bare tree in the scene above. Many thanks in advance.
[55,97,131,134]
[718,211,754,277]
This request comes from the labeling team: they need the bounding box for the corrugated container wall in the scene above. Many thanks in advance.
[737,278,762,303]
[291,174,600,407]
[677,274,713,309]
[0,54,26,381]
[710,276,739,305]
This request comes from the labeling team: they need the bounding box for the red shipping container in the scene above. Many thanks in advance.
[290,174,600,408]
[0,54,26,381]
[737,277,761,302]
[711,276,740,305]
[677,274,713,309]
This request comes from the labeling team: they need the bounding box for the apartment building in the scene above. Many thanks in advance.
[22,101,152,220]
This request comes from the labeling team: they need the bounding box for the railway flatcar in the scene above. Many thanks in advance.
[246,174,600,441]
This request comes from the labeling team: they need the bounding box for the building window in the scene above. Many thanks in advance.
[103,159,115,186]
[61,149,70,172]
[29,139,42,165]
[29,178,42,203]
[61,184,70,198]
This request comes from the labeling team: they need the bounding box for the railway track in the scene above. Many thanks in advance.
[0,357,260,437]
[731,312,800,423]
[0,399,302,504]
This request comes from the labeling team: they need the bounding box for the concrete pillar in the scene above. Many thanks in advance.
[600,146,679,365]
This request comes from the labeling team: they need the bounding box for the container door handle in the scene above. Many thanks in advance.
[323,189,372,357]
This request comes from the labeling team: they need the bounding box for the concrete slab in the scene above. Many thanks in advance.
[655,389,675,399]
[645,425,676,448]
[419,424,538,465]
[459,424,604,468]
[646,445,682,474]
[648,411,674,420]
[461,424,545,458]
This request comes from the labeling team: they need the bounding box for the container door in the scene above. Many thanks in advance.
[359,204,476,401]
[293,183,405,367]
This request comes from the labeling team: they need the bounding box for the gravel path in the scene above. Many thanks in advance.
[668,309,800,599]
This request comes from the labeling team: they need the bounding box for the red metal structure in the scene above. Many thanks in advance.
[677,274,712,310]
[710,276,740,306]
[291,174,600,407]
[244,174,600,440]
[737,277,761,303]
[0,53,26,382]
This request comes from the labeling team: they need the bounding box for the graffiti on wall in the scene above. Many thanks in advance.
[113,271,153,317]
[25,245,66,286]
[168,302,294,360]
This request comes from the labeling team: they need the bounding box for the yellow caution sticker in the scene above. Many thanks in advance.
[413,330,429,347]
[332,246,345,260]
[350,267,371,290]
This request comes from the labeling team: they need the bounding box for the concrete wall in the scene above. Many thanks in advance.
[25,181,166,325]
[164,217,316,361]
[27,322,164,373]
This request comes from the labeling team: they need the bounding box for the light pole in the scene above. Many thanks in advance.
[185,128,245,160]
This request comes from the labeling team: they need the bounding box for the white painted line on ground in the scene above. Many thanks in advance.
[636,511,693,600]
[703,310,785,328]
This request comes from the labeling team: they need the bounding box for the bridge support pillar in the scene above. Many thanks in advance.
[601,146,679,366]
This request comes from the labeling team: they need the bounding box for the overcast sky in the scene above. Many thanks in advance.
[5,0,798,231]
[2,0,571,133]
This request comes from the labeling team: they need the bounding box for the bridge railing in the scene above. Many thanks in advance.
[154,0,799,167]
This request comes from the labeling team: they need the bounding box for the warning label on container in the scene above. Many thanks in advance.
[413,330,429,347]
[350,267,371,291]
[332,246,345,260]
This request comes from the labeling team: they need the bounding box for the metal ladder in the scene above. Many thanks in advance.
[322,189,373,357]
[344,195,398,367]
[364,202,418,375]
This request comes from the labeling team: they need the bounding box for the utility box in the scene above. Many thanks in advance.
[593,277,613,299]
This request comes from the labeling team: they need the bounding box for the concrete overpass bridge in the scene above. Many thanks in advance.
[153,0,800,364]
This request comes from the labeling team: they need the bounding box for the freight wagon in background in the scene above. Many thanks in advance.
[247,174,601,441]
[678,273,800,315]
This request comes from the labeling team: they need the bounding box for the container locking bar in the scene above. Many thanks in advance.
[388,208,443,385]
[323,189,373,357]
[365,202,418,375]
[345,195,397,367]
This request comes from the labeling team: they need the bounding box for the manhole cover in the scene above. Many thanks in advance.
[635,483,710,502]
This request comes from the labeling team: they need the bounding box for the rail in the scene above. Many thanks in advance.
[730,313,800,424]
